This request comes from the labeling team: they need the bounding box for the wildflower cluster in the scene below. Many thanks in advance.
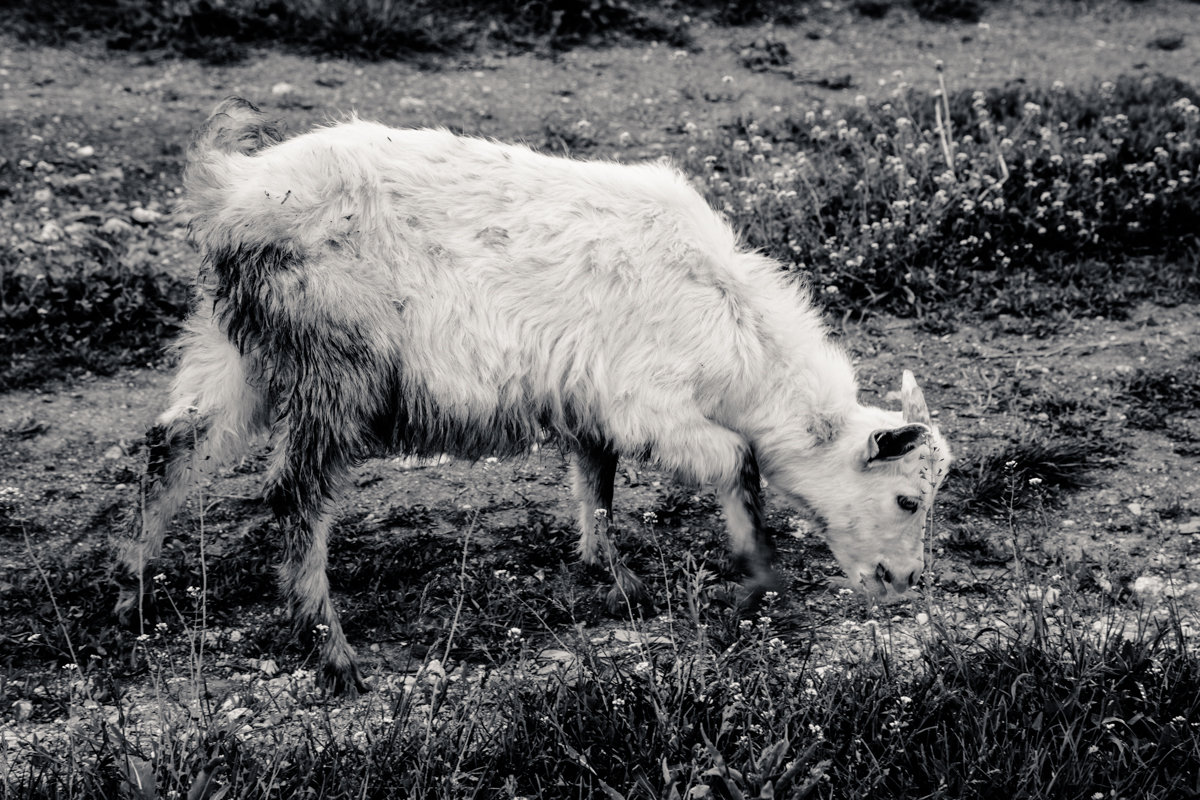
[685,74,1200,318]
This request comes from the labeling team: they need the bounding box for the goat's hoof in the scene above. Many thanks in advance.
[114,587,150,626]
[321,660,369,698]
[604,577,653,618]
[735,572,781,613]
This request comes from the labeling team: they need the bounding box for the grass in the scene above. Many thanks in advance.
[4,513,1200,798]
[684,72,1200,322]
[1122,356,1200,430]
[6,0,983,64]
[0,112,193,390]
[0,436,1195,800]
[6,0,700,64]
[943,433,1107,520]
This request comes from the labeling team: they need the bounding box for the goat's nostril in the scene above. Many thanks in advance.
[875,563,894,586]
[905,569,920,589]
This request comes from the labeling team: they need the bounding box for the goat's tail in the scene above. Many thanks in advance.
[189,96,280,161]
[182,97,282,239]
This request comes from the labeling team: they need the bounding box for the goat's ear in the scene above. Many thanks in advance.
[900,370,933,427]
[866,424,928,463]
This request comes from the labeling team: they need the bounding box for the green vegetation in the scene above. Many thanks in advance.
[686,72,1200,322]
[4,519,1199,798]
[8,0,704,62]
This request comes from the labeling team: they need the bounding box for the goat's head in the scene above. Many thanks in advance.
[790,371,951,597]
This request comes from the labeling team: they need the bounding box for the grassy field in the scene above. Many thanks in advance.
[3,1,1200,797]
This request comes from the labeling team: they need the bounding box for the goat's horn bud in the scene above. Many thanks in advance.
[900,370,932,427]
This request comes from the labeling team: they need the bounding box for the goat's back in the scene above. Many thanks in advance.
[186,117,821,455]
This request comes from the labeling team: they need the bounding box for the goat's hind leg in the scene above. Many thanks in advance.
[268,390,371,697]
[572,444,649,615]
[115,317,265,627]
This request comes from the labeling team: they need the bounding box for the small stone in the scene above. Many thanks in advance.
[218,694,243,713]
[1025,585,1060,607]
[32,187,53,203]
[103,444,124,459]
[258,658,279,676]
[101,217,135,236]
[1178,518,1200,535]
[1127,502,1143,516]
[1148,32,1185,51]
[13,699,34,721]
[271,81,295,96]
[131,207,162,224]
[1133,575,1166,597]
[36,221,63,242]
[75,145,95,158]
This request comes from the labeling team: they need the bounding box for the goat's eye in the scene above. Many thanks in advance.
[897,495,921,513]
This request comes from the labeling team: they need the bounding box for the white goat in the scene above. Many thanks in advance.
[118,98,950,695]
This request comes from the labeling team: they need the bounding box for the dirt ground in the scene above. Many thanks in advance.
[2,0,1200,746]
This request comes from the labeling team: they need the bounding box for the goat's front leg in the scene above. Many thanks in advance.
[269,417,366,697]
[648,417,777,606]
[571,444,648,614]
[717,447,778,606]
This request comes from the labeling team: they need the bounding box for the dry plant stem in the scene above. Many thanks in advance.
[22,521,82,679]
[442,514,477,665]
[922,482,941,629]
[935,61,955,171]
[194,418,210,714]
[137,475,148,641]
[1006,471,1028,624]
[647,523,681,646]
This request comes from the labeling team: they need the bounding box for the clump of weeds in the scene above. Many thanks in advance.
[685,72,1200,321]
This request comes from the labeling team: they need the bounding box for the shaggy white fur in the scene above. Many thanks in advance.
[118,98,950,695]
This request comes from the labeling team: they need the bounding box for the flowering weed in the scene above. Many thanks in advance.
[687,73,1200,321]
